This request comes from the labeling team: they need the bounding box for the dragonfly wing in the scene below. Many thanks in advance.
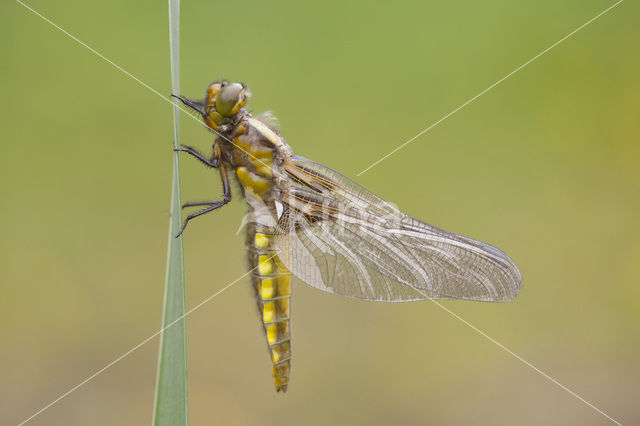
[273,156,522,302]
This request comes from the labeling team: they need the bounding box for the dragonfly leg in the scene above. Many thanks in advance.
[175,144,219,168]
[182,201,219,209]
[175,162,231,237]
[175,201,228,237]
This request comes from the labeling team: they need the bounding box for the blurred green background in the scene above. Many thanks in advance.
[2,0,639,425]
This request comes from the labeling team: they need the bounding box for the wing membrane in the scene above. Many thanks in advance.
[274,156,522,302]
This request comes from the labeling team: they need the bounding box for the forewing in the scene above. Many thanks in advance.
[274,156,522,302]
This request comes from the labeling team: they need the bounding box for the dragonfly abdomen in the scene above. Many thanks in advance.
[246,222,292,392]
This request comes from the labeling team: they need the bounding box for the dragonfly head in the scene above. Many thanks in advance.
[211,81,249,117]
[171,80,250,132]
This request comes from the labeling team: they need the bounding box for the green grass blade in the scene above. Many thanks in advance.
[153,0,188,425]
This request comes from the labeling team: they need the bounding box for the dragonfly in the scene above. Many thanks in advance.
[173,80,522,392]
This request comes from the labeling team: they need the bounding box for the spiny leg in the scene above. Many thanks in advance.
[182,201,220,208]
[176,201,226,237]
[174,144,219,168]
[175,162,231,237]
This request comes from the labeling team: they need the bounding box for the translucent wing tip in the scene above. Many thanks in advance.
[492,247,523,302]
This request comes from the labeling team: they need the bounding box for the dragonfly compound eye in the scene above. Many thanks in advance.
[206,82,223,107]
[215,82,248,117]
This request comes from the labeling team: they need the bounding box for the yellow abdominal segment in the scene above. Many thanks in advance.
[263,301,275,322]
[261,278,275,299]
[266,323,277,344]
[258,254,273,275]
[255,233,270,249]
[250,230,292,392]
